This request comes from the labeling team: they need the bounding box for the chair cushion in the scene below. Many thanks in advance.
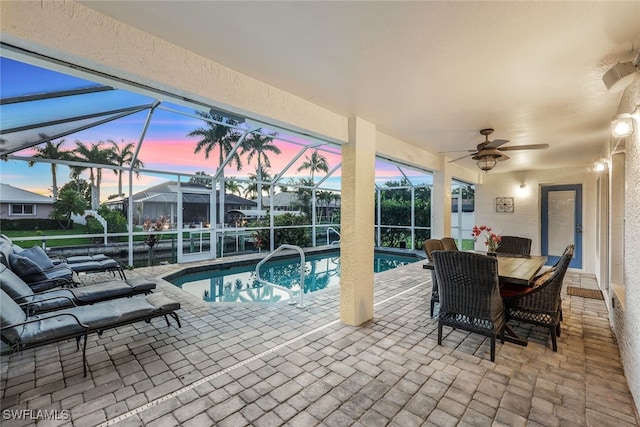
[9,252,45,277]
[125,278,156,293]
[0,264,35,303]
[532,269,554,289]
[19,246,55,270]
[0,289,28,343]
[69,282,133,303]
[146,293,181,312]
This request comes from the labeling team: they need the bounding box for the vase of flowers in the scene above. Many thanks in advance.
[472,225,501,255]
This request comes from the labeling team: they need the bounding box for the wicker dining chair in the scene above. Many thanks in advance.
[495,236,532,256]
[502,244,574,351]
[441,237,458,251]
[423,239,445,317]
[432,250,506,362]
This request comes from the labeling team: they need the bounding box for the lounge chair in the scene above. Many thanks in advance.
[15,245,126,280]
[0,264,155,314]
[4,245,76,292]
[1,288,181,376]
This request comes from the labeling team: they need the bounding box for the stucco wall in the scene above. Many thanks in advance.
[474,167,597,272]
[617,77,640,416]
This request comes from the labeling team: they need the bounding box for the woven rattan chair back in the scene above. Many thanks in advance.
[503,244,574,351]
[495,236,532,256]
[441,237,458,251]
[423,239,444,317]
[432,251,506,361]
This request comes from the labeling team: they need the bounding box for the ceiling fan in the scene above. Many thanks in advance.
[446,129,549,172]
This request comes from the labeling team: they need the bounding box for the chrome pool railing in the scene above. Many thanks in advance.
[255,244,306,308]
[327,227,341,246]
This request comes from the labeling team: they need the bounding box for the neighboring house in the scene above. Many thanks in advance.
[261,192,340,220]
[109,181,257,227]
[0,183,54,221]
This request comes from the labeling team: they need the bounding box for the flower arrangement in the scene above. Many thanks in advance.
[472,225,501,253]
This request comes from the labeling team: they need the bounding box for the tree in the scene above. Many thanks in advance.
[110,139,144,197]
[225,177,242,196]
[27,134,69,199]
[70,140,116,209]
[297,150,329,183]
[243,167,272,200]
[188,112,243,225]
[240,131,281,211]
[189,171,213,188]
[50,188,86,229]
[59,178,91,205]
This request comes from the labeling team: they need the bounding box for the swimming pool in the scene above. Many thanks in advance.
[168,250,420,303]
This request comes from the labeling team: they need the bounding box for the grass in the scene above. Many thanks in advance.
[3,227,93,247]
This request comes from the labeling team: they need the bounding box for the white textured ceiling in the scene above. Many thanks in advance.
[82,1,640,173]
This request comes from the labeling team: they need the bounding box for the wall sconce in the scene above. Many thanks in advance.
[516,184,528,196]
[611,113,634,138]
[593,160,608,173]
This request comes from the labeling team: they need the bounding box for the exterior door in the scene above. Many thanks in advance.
[541,184,582,268]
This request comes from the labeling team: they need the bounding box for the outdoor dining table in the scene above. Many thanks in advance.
[423,253,547,287]
[424,252,548,346]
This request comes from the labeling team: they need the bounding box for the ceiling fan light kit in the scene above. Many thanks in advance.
[447,128,549,172]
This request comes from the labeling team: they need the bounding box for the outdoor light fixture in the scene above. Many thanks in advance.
[517,184,528,196]
[603,50,640,91]
[472,149,503,172]
[593,160,608,173]
[611,113,634,138]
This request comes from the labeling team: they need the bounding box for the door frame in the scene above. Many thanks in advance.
[541,184,582,269]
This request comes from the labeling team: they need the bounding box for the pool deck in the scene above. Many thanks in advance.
[1,256,638,426]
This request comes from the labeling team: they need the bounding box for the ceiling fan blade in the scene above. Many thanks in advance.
[497,153,510,161]
[448,152,476,163]
[498,144,550,151]
[439,149,477,154]
[485,139,510,149]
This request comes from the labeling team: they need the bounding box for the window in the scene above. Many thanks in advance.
[11,204,35,215]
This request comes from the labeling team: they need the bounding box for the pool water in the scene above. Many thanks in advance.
[170,251,419,303]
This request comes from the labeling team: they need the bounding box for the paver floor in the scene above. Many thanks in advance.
[1,258,638,426]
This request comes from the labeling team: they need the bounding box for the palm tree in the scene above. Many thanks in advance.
[71,140,116,209]
[188,112,242,223]
[243,168,272,201]
[225,177,243,196]
[241,131,281,211]
[297,150,329,183]
[110,139,144,197]
[27,134,69,199]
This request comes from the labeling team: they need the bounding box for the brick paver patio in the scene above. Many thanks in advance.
[1,258,638,426]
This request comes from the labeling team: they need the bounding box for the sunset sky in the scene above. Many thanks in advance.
[1,57,431,199]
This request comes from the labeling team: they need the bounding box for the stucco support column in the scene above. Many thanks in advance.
[340,117,376,325]
[431,161,452,238]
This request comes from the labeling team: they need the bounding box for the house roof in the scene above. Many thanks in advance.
[130,181,256,206]
[0,183,54,204]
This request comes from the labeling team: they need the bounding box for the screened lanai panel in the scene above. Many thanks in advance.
[1,88,155,155]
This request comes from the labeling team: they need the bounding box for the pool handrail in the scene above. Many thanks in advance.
[255,244,305,308]
[327,227,341,246]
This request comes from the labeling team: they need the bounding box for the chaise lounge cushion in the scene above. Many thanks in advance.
[1,290,180,347]
[1,264,155,313]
